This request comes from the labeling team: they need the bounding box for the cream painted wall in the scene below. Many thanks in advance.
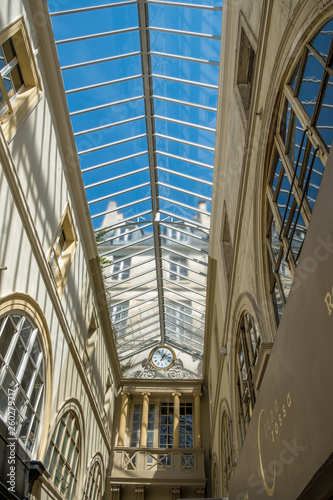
[0,1,120,498]
[206,0,333,497]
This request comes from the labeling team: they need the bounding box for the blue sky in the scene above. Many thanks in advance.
[48,0,222,231]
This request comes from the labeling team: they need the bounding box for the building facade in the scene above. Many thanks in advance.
[0,0,332,499]
[206,0,333,498]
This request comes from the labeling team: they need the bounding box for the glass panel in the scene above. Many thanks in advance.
[0,387,7,416]
[51,4,139,42]
[48,0,222,366]
[49,448,58,474]
[297,50,324,119]
[289,59,300,93]
[278,255,292,302]
[61,430,70,456]
[0,316,15,359]
[305,147,325,211]
[55,419,65,448]
[2,367,17,393]
[311,18,333,63]
[315,74,333,150]
[19,403,33,444]
[28,413,40,450]
[19,318,34,346]
[15,389,26,414]
[21,358,35,394]
[30,337,42,364]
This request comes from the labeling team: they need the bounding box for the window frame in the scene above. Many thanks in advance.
[0,311,45,455]
[0,17,41,140]
[83,458,103,500]
[236,313,261,447]
[128,398,194,450]
[265,17,333,325]
[111,256,131,281]
[48,202,77,295]
[44,409,81,499]
[235,13,257,123]
[169,256,188,280]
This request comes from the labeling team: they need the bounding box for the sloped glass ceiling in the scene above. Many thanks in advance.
[48,0,222,372]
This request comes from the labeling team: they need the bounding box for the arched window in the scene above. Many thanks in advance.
[236,313,261,446]
[83,459,102,500]
[221,411,233,497]
[0,312,45,454]
[266,18,333,324]
[44,410,81,499]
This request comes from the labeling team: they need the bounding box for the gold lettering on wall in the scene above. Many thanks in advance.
[258,392,292,497]
[324,286,333,315]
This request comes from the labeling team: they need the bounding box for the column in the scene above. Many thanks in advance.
[172,392,181,447]
[140,392,151,447]
[135,486,144,500]
[110,485,121,500]
[171,486,180,500]
[117,392,130,446]
[193,392,202,448]
[196,487,205,498]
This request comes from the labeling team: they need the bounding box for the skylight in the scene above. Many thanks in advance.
[48,0,222,369]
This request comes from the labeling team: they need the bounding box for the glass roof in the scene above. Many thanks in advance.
[48,0,222,366]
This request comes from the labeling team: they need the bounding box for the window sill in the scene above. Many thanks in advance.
[253,342,273,390]
[1,86,42,141]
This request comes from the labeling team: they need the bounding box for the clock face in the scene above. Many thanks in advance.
[150,346,175,370]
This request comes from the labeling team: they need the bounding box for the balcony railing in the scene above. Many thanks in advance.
[110,446,206,484]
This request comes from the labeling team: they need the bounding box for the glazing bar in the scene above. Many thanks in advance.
[91,196,151,219]
[161,245,208,266]
[78,133,146,155]
[148,26,221,40]
[50,1,138,16]
[98,211,152,234]
[65,74,142,94]
[159,196,210,217]
[153,94,217,111]
[152,73,218,89]
[161,221,209,241]
[147,0,222,11]
[88,182,150,205]
[163,234,208,255]
[155,133,215,151]
[157,166,213,186]
[56,27,139,45]
[159,209,210,231]
[156,150,214,168]
[165,297,206,318]
[149,50,219,65]
[157,182,211,201]
[86,166,149,190]
[74,115,146,137]
[82,151,148,173]
[154,114,215,132]
[164,286,206,307]
[70,95,144,116]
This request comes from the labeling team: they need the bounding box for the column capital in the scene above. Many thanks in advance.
[121,391,131,398]
[172,392,181,398]
[141,392,151,397]
[110,485,120,492]
[193,392,202,398]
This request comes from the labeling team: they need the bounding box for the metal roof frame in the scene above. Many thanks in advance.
[48,0,222,366]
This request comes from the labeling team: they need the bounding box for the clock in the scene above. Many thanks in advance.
[149,345,176,370]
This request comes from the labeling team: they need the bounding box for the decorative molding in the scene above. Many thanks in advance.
[253,342,273,390]
[128,356,198,379]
